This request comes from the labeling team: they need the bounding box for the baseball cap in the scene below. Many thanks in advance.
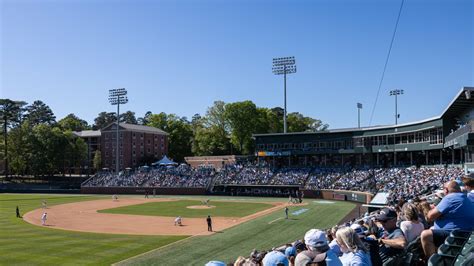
[350,224,365,236]
[304,229,328,248]
[376,208,397,222]
[294,250,326,266]
[205,261,226,266]
[262,250,289,266]
[285,246,296,257]
[294,241,306,252]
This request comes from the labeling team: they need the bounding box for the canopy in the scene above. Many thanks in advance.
[153,155,177,166]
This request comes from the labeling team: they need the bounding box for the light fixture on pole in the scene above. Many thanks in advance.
[273,56,296,134]
[389,89,403,125]
[357,103,363,128]
[108,88,128,174]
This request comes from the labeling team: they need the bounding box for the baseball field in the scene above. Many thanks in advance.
[0,194,355,265]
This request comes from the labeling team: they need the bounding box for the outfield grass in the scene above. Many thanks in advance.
[116,199,355,266]
[98,199,274,218]
[0,194,186,266]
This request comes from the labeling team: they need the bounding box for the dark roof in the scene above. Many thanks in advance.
[73,130,101,137]
[441,87,474,119]
[102,123,168,135]
[254,86,473,138]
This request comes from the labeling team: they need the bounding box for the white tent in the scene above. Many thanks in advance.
[153,155,177,166]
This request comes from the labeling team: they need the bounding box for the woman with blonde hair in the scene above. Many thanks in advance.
[400,203,424,243]
[335,227,372,266]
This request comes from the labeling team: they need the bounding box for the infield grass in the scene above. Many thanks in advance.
[98,199,274,218]
[116,199,355,266]
[0,194,186,266]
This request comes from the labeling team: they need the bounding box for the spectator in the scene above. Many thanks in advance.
[399,203,424,243]
[328,226,342,257]
[262,250,289,266]
[295,229,342,266]
[373,208,406,262]
[462,173,474,203]
[335,226,372,266]
[420,180,474,258]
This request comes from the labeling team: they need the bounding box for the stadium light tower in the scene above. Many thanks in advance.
[108,88,128,174]
[357,103,363,128]
[273,56,296,134]
[389,89,403,125]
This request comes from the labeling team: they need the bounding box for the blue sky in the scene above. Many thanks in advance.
[1,0,472,129]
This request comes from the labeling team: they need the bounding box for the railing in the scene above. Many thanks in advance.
[445,124,473,144]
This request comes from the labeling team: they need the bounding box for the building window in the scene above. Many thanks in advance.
[147,139,151,144]
[141,142,144,147]
[147,148,151,153]
[133,150,136,157]
[105,152,108,157]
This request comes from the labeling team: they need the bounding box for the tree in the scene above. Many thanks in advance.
[7,122,32,176]
[93,112,116,130]
[0,99,27,179]
[58,113,90,131]
[93,150,102,170]
[287,112,328,132]
[146,113,193,162]
[63,131,87,175]
[166,116,193,162]
[120,111,137,124]
[137,111,152,125]
[225,101,258,154]
[24,100,56,126]
[146,112,168,130]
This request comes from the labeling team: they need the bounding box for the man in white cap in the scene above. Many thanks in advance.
[295,229,342,266]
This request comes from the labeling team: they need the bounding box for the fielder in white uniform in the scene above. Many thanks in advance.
[41,212,47,226]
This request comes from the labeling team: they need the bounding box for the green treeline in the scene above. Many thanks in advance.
[1,99,328,176]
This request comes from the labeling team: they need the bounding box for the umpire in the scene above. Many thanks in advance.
[206,215,212,232]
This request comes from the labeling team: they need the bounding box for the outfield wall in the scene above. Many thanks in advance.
[81,186,372,203]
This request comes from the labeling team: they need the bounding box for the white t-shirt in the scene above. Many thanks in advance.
[400,220,424,243]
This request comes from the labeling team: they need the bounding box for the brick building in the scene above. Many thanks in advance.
[75,123,168,171]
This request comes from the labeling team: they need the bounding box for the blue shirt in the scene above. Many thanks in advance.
[468,191,474,204]
[326,250,343,266]
[434,192,474,231]
[340,250,372,266]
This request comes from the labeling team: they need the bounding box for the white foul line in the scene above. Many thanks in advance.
[268,217,283,224]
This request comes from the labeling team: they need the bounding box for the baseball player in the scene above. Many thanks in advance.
[41,212,47,226]
[174,216,182,226]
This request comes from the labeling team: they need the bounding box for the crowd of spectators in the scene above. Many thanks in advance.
[270,168,312,186]
[85,163,465,204]
[83,164,214,188]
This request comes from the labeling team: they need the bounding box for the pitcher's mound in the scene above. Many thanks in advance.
[187,205,216,209]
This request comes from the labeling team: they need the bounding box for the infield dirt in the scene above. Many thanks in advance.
[23,198,306,236]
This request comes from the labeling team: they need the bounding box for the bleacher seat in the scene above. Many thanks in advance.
[438,243,462,257]
[428,253,455,266]
[446,236,467,247]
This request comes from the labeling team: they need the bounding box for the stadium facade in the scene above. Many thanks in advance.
[254,87,474,168]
